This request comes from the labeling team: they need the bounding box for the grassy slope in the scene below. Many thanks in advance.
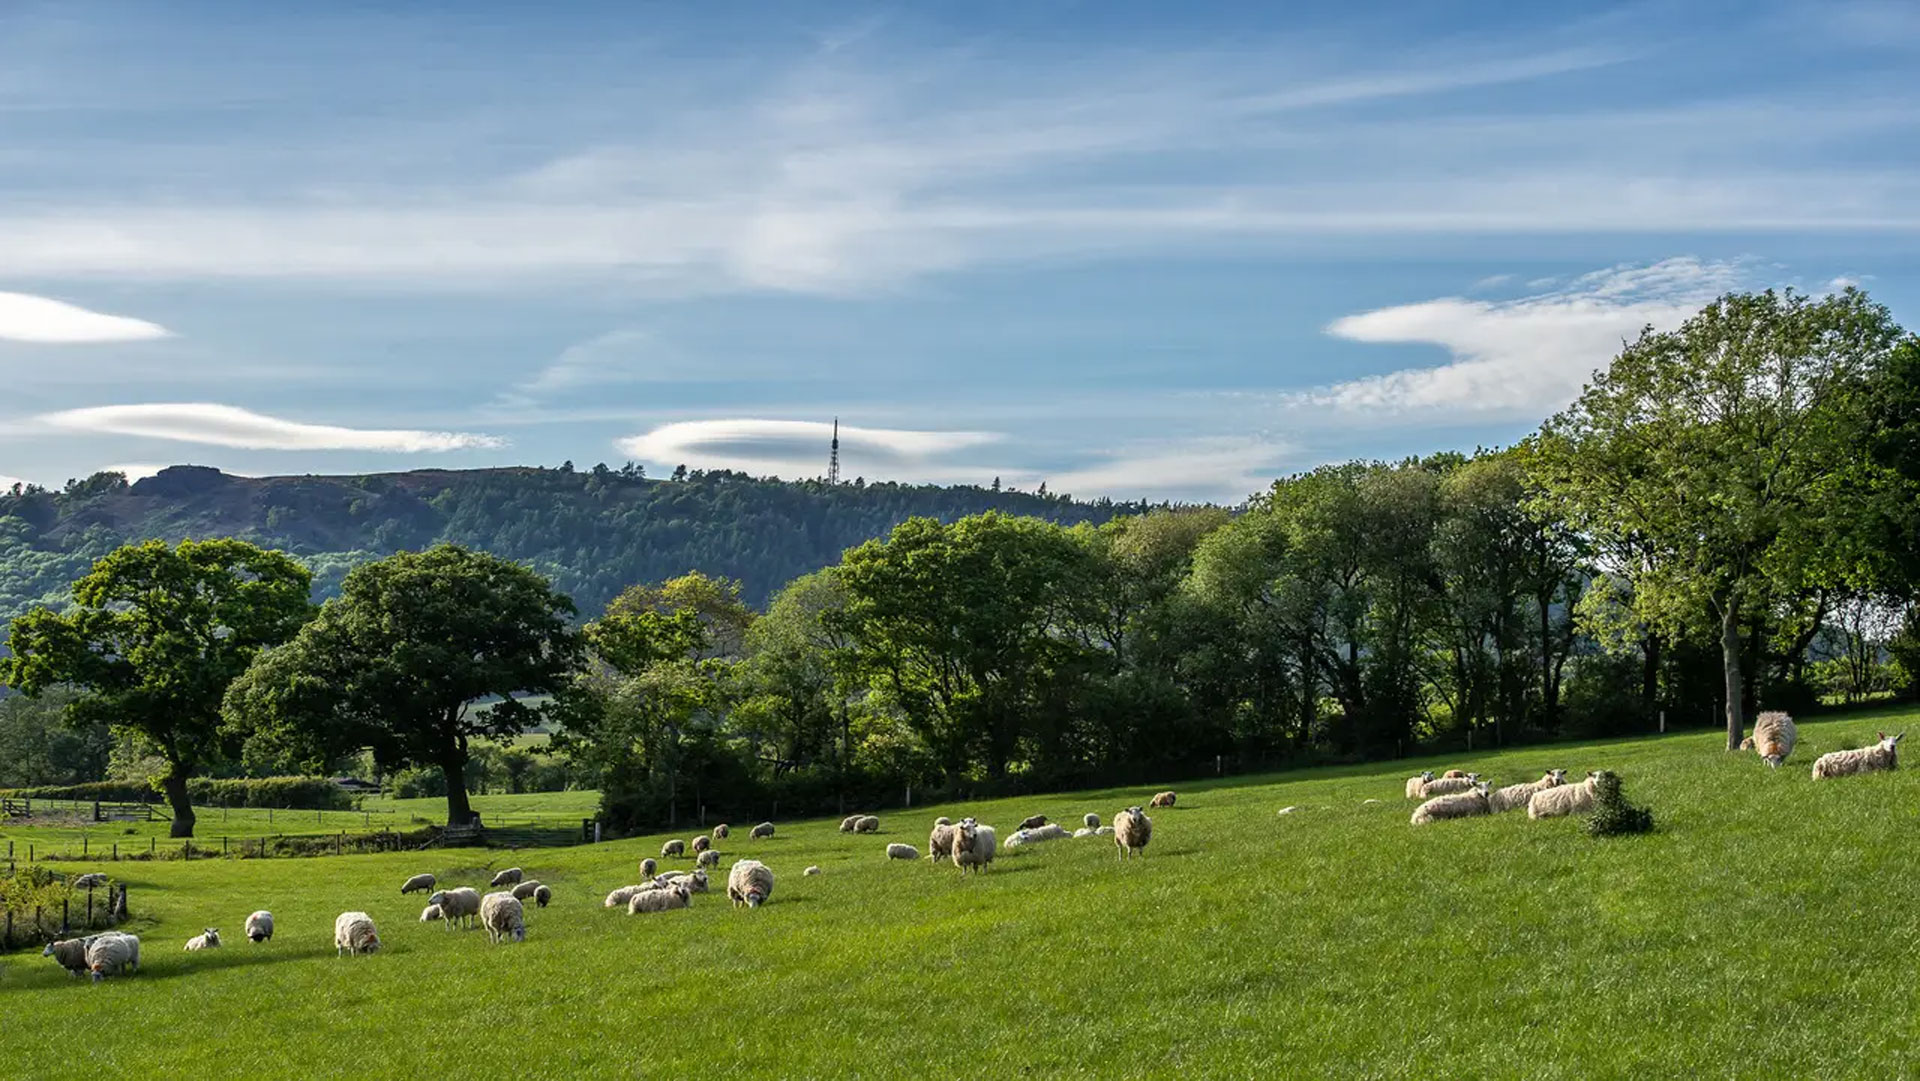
[5,709,1919,1080]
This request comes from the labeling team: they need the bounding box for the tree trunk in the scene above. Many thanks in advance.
[1719,598,1745,750]
[1641,632,1662,721]
[1538,593,1558,729]
[160,767,196,838]
[440,746,475,827]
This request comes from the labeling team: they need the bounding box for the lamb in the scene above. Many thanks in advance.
[1742,711,1799,768]
[244,910,274,943]
[629,883,692,914]
[420,904,445,923]
[184,928,221,951]
[661,839,686,858]
[1082,812,1100,829]
[713,823,730,840]
[1405,771,1436,800]
[750,822,775,840]
[886,842,919,860]
[70,872,108,889]
[697,849,721,869]
[479,891,526,944]
[334,913,379,957]
[1527,772,1603,819]
[804,866,821,876]
[1113,807,1152,858]
[604,885,653,909]
[426,887,482,931]
[43,937,91,977]
[87,932,140,981]
[510,879,543,901]
[1416,772,1481,798]
[1487,770,1568,814]
[929,822,957,861]
[727,859,774,907]
[1411,782,1493,825]
[1149,791,1176,808]
[839,815,862,833]
[951,818,998,873]
[1018,814,1049,831]
[1812,731,1904,779]
[489,867,524,888]
[692,835,712,854]
[854,815,880,833]
[532,885,552,908]
[400,873,437,895]
[640,857,658,878]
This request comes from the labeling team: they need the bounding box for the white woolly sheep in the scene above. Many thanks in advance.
[1487,770,1567,814]
[1094,825,1114,836]
[1149,791,1176,808]
[604,885,652,909]
[1082,812,1100,829]
[1812,731,1904,779]
[661,839,686,858]
[1747,711,1799,769]
[70,872,108,889]
[713,823,730,840]
[1113,807,1152,858]
[420,904,445,923]
[934,816,952,827]
[1073,827,1094,838]
[184,928,221,951]
[839,815,862,832]
[1527,772,1602,819]
[510,879,543,901]
[489,867,523,888]
[854,815,880,833]
[400,873,436,895]
[245,910,273,943]
[640,857,658,878]
[1277,806,1300,816]
[426,887,482,930]
[1405,770,1436,800]
[656,869,710,893]
[728,859,775,907]
[334,913,379,957]
[1411,782,1493,825]
[929,822,957,861]
[886,842,919,860]
[629,883,692,914]
[479,891,526,944]
[750,822,775,840]
[692,835,712,854]
[952,819,998,873]
[1007,823,1071,848]
[532,884,551,908]
[87,932,140,981]
[697,849,720,869]
[42,937,91,977]
[1416,773,1481,798]
[804,866,821,876]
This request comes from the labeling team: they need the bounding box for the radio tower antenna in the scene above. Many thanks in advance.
[828,417,841,486]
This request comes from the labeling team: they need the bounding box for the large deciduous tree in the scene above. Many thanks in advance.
[1,539,313,836]
[224,544,581,827]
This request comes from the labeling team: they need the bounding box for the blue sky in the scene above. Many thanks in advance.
[2,0,1917,502]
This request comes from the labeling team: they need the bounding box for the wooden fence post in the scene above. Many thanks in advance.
[150,837,155,855]
[61,898,69,933]
[112,842,118,861]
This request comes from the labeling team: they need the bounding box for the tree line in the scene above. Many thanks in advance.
[4,288,1918,834]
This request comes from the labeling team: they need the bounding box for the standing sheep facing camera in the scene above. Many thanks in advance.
[427,887,482,930]
[1812,731,1903,779]
[245,910,273,943]
[1411,782,1493,825]
[1149,791,1176,808]
[333,913,379,957]
[661,839,686,858]
[479,892,526,944]
[184,928,221,951]
[1487,771,1567,814]
[1527,772,1602,819]
[640,857,657,879]
[489,867,523,888]
[728,859,775,907]
[532,884,551,908]
[713,823,730,841]
[751,822,775,840]
[1743,711,1799,768]
[952,819,998,873]
[1113,807,1152,858]
[1082,812,1100,829]
[886,843,919,860]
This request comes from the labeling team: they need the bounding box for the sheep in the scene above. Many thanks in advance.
[854,815,880,833]
[1812,731,1904,779]
[1113,807,1152,858]
[1405,771,1436,800]
[839,815,862,833]
[1743,711,1799,768]
[489,867,523,889]
[184,928,221,951]
[420,904,445,923]
[1528,772,1603,819]
[934,816,952,827]
[661,839,686,858]
[629,883,692,915]
[727,859,775,907]
[604,885,653,909]
[87,932,140,981]
[697,849,721,869]
[951,818,998,874]
[928,822,957,861]
[1094,825,1114,836]
[656,869,710,893]
[1149,791,1176,808]
[804,866,821,876]
[1442,769,1468,779]
[1082,812,1100,829]
[1487,770,1568,814]
[1416,773,1481,798]
[713,823,730,841]
[479,892,526,944]
[886,842,919,860]
[510,879,543,901]
[1073,827,1095,838]
[334,913,379,957]
[750,822,775,840]
[426,887,482,930]
[1276,806,1300,816]
[43,937,91,977]
[640,857,658,879]
[1007,823,1071,848]
[1411,782,1493,825]
[692,835,712,855]
[70,872,108,889]
[400,873,437,895]
[1018,814,1049,831]
[244,910,273,943]
[532,884,551,908]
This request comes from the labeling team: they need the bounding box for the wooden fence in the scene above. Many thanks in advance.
[0,880,130,952]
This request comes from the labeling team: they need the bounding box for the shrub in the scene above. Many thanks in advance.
[187,776,352,811]
[1585,771,1654,837]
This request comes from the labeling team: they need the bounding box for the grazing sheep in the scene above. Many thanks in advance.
[929,822,958,861]
[713,824,730,841]
[934,816,952,827]
[479,892,526,944]
[184,928,221,951]
[604,885,653,909]
[1149,791,1176,808]
[839,815,862,833]
[1007,823,1071,848]
[1487,770,1568,814]
[804,866,821,876]
[629,883,692,915]
[661,839,686,858]
[86,932,140,981]
[886,843,919,860]
[1082,812,1100,829]
[1019,814,1049,831]
[400,873,437,895]
[1528,772,1603,819]
[532,884,551,908]
[1405,771,1436,800]
[692,835,712,854]
[334,913,378,957]
[420,904,445,923]
[1744,711,1799,768]
[42,938,91,977]
[952,819,998,874]
[727,859,775,907]
[656,870,710,893]
[697,849,721,869]
[854,815,881,833]
[1113,807,1152,858]
[1812,731,1904,779]
[489,867,524,889]
[510,880,543,901]
[70,873,108,889]
[244,910,273,943]
[640,858,658,879]
[1417,773,1481,798]
[426,887,482,931]
[750,822,775,840]
[1411,782,1493,825]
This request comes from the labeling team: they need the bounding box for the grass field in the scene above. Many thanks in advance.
[5,708,1919,1079]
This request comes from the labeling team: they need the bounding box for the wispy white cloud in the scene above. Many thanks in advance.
[38,403,504,452]
[0,291,170,343]
[617,418,997,475]
[1020,437,1290,503]
[514,330,661,396]
[1310,257,1747,416]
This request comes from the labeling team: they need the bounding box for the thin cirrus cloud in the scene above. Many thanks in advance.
[0,291,171,343]
[38,403,504,452]
[616,419,999,475]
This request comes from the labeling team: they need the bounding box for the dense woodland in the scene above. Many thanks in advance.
[5,288,1920,832]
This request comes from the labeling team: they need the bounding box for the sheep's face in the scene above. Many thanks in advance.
[511,926,526,943]
[1473,782,1490,797]
[202,929,220,945]
[745,888,764,907]
[1420,771,1434,782]
[1465,773,1480,783]
[41,942,57,957]
[1879,731,1905,753]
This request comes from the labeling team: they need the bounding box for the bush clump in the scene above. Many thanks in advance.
[1585,770,1654,837]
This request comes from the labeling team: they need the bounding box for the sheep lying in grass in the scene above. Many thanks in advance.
[952,819,998,873]
[1417,773,1481,798]
[1411,782,1493,825]
[184,928,221,951]
[1742,711,1799,769]
[656,869,709,893]
[804,866,821,876]
[426,887,481,930]
[605,885,652,909]
[692,835,712,854]
[1114,807,1152,858]
[400,873,436,895]
[886,843,919,860]
[1019,814,1049,831]
[640,857,657,878]
[697,849,721,869]
[334,913,379,957]
[87,932,140,981]
[630,883,692,914]
[420,904,445,923]
[929,822,957,862]
[1487,770,1567,814]
[751,822,775,839]
[245,910,273,943]
[713,823,730,840]
[1404,771,1436,800]
[728,859,774,907]
[1082,812,1100,829]
[1812,731,1903,779]
[1073,827,1095,838]
[43,938,91,977]
[479,892,526,944]
[489,867,523,888]
[1007,823,1071,848]
[661,839,686,858]
[1149,791,1176,808]
[1442,769,1468,779]
[1528,772,1602,819]
[854,815,881,833]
